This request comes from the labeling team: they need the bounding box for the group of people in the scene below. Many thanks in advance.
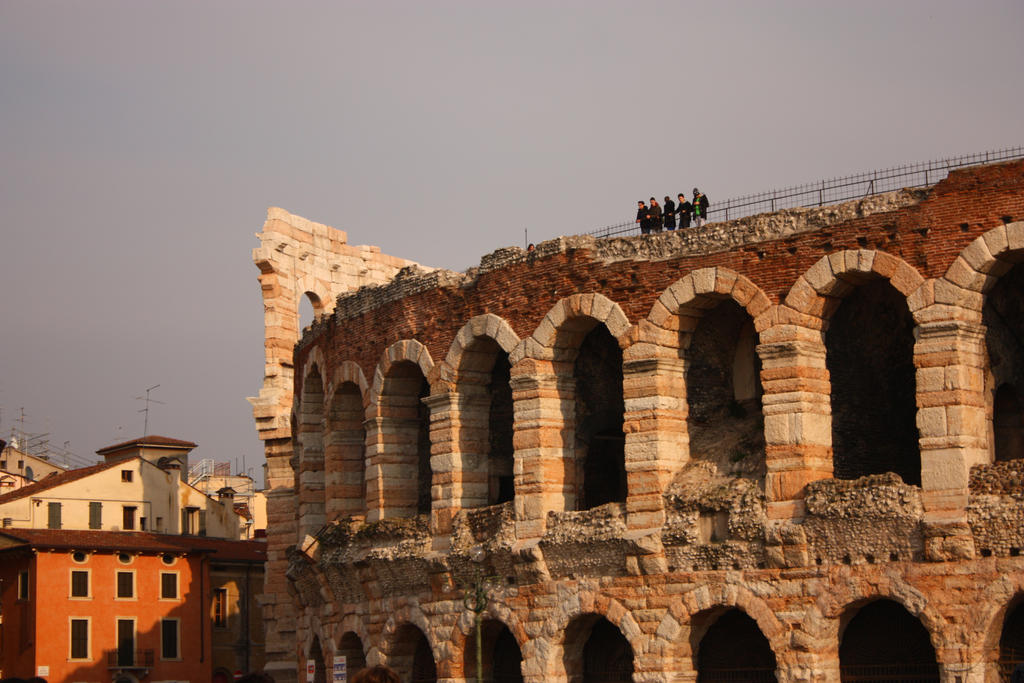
[636,188,710,234]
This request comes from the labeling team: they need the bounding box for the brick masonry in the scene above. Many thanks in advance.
[256,161,1024,682]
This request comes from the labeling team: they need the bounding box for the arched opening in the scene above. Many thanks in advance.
[839,599,939,681]
[390,624,437,683]
[377,361,432,517]
[994,385,1024,462]
[326,382,367,521]
[309,635,327,683]
[299,291,322,332]
[693,608,776,682]
[985,262,1024,462]
[563,615,634,683]
[463,620,524,683]
[827,280,920,484]
[298,365,326,537]
[573,325,626,510]
[455,337,515,509]
[337,631,367,677]
[684,299,766,477]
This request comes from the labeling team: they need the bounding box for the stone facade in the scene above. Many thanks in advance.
[258,161,1024,682]
[248,208,419,682]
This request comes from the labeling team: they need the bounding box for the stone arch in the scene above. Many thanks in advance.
[670,583,787,677]
[444,313,521,372]
[512,293,631,364]
[837,598,941,681]
[324,361,370,522]
[441,315,521,513]
[815,582,951,677]
[538,588,645,682]
[298,350,327,539]
[336,616,370,677]
[786,251,925,486]
[939,220,1024,315]
[366,341,435,521]
[645,268,773,485]
[379,604,440,683]
[370,340,435,408]
[972,574,1024,678]
[307,633,328,683]
[783,250,927,325]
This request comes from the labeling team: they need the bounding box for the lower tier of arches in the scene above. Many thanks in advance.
[292,556,1024,683]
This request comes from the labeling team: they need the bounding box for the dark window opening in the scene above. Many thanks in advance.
[116,571,134,599]
[338,632,367,677]
[685,300,765,476]
[839,599,939,681]
[563,616,634,683]
[70,619,89,659]
[309,636,328,683]
[161,619,179,660]
[465,621,523,683]
[986,263,1024,462]
[827,280,920,484]
[574,325,626,510]
[161,572,178,599]
[390,625,436,683]
[488,354,515,505]
[116,619,135,667]
[121,470,133,482]
[695,609,777,682]
[213,587,227,627]
[122,506,137,531]
[1000,598,1024,676]
[71,570,89,598]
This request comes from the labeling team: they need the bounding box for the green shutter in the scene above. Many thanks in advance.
[47,501,61,529]
[89,501,102,529]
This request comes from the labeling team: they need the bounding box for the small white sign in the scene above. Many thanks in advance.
[307,659,316,682]
[37,666,50,676]
[333,655,347,682]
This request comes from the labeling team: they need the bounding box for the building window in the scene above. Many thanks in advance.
[47,501,62,529]
[122,506,137,531]
[121,470,133,482]
[70,618,89,660]
[18,571,29,600]
[155,516,164,532]
[115,571,135,599]
[88,501,102,529]
[161,618,180,660]
[70,570,90,598]
[0,459,6,469]
[117,552,133,565]
[213,588,227,628]
[182,507,206,536]
[160,572,178,600]
[140,516,147,531]
[116,618,135,667]
[72,551,88,563]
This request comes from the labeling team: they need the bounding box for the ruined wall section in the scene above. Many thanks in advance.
[249,207,422,683]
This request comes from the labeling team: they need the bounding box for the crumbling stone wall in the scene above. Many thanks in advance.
[265,162,1024,682]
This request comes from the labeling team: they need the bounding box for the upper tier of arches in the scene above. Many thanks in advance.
[292,223,1024,539]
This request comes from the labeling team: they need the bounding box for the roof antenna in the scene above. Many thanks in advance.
[135,384,164,437]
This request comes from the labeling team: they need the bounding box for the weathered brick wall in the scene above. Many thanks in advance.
[274,161,1024,682]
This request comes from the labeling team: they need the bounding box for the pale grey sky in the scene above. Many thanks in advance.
[1,1,1021,476]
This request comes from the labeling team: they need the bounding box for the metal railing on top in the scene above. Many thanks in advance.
[588,146,1024,239]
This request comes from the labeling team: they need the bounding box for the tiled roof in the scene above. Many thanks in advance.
[0,458,126,505]
[95,435,197,455]
[0,528,266,561]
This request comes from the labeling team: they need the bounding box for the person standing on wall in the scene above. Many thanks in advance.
[676,193,693,229]
[692,188,709,227]
[648,197,663,233]
[636,199,650,234]
[663,195,677,231]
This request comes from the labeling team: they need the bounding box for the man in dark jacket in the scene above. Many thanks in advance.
[663,196,676,230]
[677,193,693,229]
[636,200,650,234]
[692,188,710,227]
[648,197,663,233]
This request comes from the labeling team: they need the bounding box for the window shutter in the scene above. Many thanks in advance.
[198,510,207,537]
[47,501,61,529]
[89,502,102,529]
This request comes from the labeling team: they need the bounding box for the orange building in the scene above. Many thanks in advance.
[0,528,265,683]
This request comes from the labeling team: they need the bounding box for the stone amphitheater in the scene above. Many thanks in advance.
[250,160,1024,683]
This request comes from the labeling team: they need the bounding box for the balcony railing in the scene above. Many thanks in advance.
[588,146,1024,239]
[106,649,154,669]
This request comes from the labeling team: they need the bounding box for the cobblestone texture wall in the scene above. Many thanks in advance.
[262,162,1024,682]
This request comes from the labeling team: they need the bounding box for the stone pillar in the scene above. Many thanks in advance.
[425,391,487,538]
[914,319,987,560]
[511,361,574,540]
[261,441,300,683]
[622,357,688,532]
[758,336,833,521]
[323,420,366,523]
[297,411,325,542]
